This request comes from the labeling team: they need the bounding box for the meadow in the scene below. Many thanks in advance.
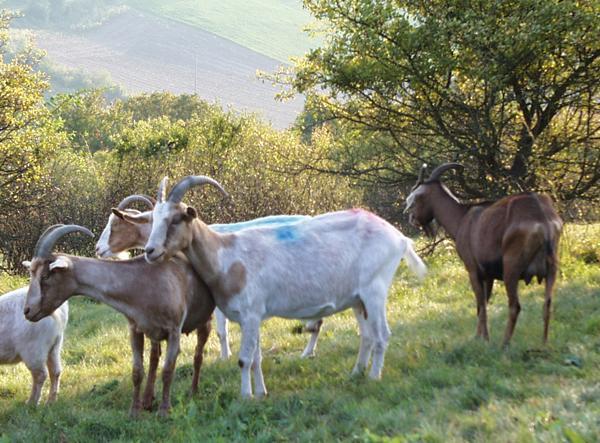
[0,224,598,442]
[125,0,317,62]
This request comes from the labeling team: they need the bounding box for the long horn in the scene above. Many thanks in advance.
[34,224,64,256]
[427,162,464,182]
[35,224,94,258]
[167,175,229,204]
[117,194,155,210]
[157,177,169,203]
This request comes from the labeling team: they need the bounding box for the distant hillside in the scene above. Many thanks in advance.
[23,9,304,128]
[125,0,317,62]
[6,0,318,64]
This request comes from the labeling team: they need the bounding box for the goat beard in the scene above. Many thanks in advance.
[409,213,437,238]
[422,222,437,238]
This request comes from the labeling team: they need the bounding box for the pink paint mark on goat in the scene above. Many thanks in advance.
[347,208,392,238]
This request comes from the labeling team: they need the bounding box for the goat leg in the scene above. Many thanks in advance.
[142,340,161,410]
[502,270,521,347]
[191,322,211,396]
[158,329,181,417]
[46,341,63,404]
[129,329,145,418]
[543,267,557,344]
[468,273,490,340]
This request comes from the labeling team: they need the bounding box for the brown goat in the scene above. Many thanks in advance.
[405,163,562,345]
[23,225,215,417]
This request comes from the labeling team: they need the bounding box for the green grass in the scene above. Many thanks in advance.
[0,224,598,442]
[125,0,317,62]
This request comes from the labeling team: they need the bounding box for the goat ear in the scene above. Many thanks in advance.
[22,260,32,270]
[186,206,198,220]
[49,257,70,271]
[122,212,151,225]
[112,208,125,219]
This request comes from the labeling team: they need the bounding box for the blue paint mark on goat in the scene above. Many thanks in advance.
[275,225,299,242]
[211,215,309,233]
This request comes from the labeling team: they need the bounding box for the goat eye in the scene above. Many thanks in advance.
[41,273,50,281]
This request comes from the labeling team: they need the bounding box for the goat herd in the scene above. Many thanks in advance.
[0,163,562,418]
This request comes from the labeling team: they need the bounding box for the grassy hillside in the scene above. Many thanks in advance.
[125,0,317,62]
[0,224,598,442]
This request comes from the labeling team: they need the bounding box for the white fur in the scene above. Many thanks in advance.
[214,309,231,359]
[49,257,70,271]
[97,209,324,360]
[147,207,427,398]
[95,213,115,257]
[404,186,426,213]
[405,183,459,212]
[0,287,68,404]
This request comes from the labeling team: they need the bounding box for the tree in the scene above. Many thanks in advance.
[0,10,64,216]
[283,0,600,202]
[0,10,70,271]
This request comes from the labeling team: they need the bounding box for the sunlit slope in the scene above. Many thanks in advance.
[126,0,316,62]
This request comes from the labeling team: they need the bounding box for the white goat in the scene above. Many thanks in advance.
[138,176,427,398]
[96,195,324,359]
[0,286,68,405]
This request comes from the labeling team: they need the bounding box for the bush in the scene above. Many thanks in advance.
[0,92,360,273]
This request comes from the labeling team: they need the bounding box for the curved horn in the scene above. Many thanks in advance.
[34,224,64,256]
[167,175,229,204]
[427,162,464,182]
[35,224,94,258]
[117,194,155,210]
[157,177,169,203]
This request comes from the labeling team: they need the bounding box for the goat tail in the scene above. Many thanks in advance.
[404,240,427,281]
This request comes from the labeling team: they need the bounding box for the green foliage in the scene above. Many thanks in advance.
[116,93,211,122]
[50,90,125,153]
[286,0,600,202]
[1,224,598,441]
[0,87,359,272]
[560,223,600,265]
[0,11,67,262]
[42,62,123,100]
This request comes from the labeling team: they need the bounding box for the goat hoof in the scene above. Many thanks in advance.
[157,407,170,418]
[254,390,268,399]
[129,408,141,419]
[351,367,366,378]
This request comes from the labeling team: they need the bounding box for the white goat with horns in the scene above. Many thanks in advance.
[136,176,426,398]
[97,194,325,359]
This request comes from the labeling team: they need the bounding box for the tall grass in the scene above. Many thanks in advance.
[0,224,598,442]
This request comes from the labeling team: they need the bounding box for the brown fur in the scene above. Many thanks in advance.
[25,254,215,417]
[214,261,247,308]
[132,201,242,310]
[109,210,146,252]
[408,182,562,345]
